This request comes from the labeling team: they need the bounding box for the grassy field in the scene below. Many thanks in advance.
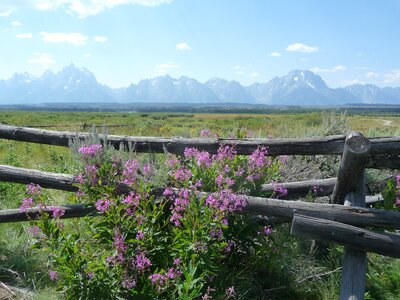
[0,110,399,299]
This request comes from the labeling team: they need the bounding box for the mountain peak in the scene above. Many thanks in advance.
[0,66,399,105]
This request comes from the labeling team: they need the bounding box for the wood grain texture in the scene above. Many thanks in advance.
[290,214,400,258]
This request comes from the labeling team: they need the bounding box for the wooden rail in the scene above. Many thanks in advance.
[2,195,400,230]
[1,125,399,169]
[291,214,400,258]
[0,164,384,204]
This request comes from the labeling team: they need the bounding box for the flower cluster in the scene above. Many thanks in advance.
[78,144,103,158]
[24,140,284,299]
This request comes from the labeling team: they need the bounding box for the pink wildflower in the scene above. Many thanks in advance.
[273,183,288,198]
[95,198,112,213]
[26,183,42,196]
[216,145,237,161]
[150,273,167,286]
[49,271,58,281]
[78,144,103,157]
[142,163,151,175]
[171,168,192,181]
[123,159,140,185]
[135,253,152,272]
[27,225,42,236]
[122,277,136,289]
[163,188,174,197]
[123,192,140,207]
[200,129,211,137]
[20,197,34,212]
[113,232,127,253]
[263,226,272,236]
[226,286,236,299]
[52,207,65,219]
[136,230,145,240]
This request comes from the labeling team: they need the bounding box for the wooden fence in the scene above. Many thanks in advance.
[0,124,400,300]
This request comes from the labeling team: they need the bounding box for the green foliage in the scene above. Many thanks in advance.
[22,143,285,299]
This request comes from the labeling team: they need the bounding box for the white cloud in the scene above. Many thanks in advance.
[83,53,91,58]
[11,20,22,26]
[176,42,191,50]
[155,62,178,74]
[234,71,244,75]
[300,58,308,61]
[311,65,346,73]
[28,52,55,68]
[365,72,379,79]
[16,32,32,39]
[40,32,87,45]
[94,35,107,42]
[357,52,363,56]
[250,72,259,77]
[269,51,281,57]
[384,70,400,85]
[1,0,173,18]
[0,10,12,17]
[286,42,318,53]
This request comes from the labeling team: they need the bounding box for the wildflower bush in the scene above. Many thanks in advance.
[22,142,287,299]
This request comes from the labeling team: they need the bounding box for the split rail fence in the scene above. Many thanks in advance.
[0,124,400,300]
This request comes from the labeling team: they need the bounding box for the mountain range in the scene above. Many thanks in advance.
[1,64,399,105]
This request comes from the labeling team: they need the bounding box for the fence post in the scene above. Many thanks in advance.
[333,132,370,300]
[331,132,371,205]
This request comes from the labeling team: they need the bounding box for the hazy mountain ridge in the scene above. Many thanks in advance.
[0,64,399,105]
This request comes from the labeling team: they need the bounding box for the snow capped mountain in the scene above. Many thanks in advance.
[124,75,219,103]
[0,64,114,103]
[204,78,255,103]
[0,66,399,105]
[247,70,355,105]
[342,84,400,104]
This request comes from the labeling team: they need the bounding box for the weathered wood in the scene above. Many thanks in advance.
[290,214,400,258]
[0,164,386,205]
[243,196,400,229]
[0,165,132,194]
[2,194,400,229]
[331,132,371,205]
[0,165,77,192]
[0,204,96,223]
[367,154,400,169]
[340,247,367,300]
[340,190,367,300]
[261,177,336,198]
[337,133,368,300]
[1,125,400,168]
[0,124,347,155]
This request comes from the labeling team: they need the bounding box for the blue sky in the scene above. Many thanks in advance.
[0,0,399,88]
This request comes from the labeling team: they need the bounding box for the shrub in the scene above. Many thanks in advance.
[22,143,285,299]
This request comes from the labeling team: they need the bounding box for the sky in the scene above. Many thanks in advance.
[0,0,400,88]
